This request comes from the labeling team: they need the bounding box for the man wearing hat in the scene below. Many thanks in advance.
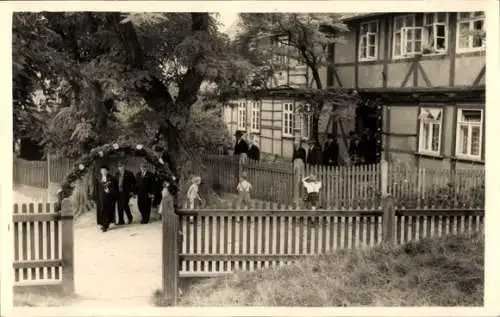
[95,164,118,232]
[135,161,155,224]
[234,131,249,163]
[115,161,136,225]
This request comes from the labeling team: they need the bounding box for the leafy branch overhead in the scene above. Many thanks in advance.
[13,12,243,169]
[233,13,359,141]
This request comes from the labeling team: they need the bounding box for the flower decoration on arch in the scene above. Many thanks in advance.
[55,142,179,212]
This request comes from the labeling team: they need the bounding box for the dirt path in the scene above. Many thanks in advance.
[70,208,162,307]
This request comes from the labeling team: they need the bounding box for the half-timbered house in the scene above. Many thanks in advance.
[332,12,485,171]
[222,12,486,170]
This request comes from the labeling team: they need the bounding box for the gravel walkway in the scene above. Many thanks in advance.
[70,204,163,307]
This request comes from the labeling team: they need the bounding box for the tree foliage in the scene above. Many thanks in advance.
[12,12,244,167]
[234,13,359,141]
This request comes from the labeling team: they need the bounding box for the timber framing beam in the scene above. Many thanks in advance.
[217,86,485,104]
[472,65,486,86]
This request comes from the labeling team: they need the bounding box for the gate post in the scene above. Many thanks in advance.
[381,195,395,245]
[162,192,179,305]
[60,198,75,294]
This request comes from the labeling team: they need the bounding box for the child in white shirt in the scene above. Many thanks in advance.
[236,172,252,208]
[302,174,322,210]
[187,176,202,209]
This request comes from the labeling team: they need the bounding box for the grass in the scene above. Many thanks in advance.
[154,232,483,307]
[13,287,78,307]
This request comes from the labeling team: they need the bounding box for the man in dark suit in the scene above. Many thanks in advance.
[135,161,155,224]
[115,161,136,225]
[322,134,339,166]
[234,131,249,156]
[95,164,118,232]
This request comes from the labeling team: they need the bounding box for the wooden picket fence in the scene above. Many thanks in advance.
[202,155,484,208]
[12,199,74,293]
[388,164,485,208]
[13,158,49,188]
[161,196,484,304]
[14,154,485,209]
[13,155,156,188]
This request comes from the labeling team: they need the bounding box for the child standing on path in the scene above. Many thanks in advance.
[302,174,322,210]
[236,172,252,208]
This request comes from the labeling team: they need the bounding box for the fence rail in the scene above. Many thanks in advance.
[14,154,485,209]
[12,200,74,293]
[161,194,484,304]
[174,205,484,277]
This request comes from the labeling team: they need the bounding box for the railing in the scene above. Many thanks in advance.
[12,200,74,293]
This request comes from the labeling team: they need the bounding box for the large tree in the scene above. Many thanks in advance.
[13,12,243,209]
[235,13,359,142]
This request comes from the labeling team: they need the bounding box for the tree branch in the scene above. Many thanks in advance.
[106,12,174,108]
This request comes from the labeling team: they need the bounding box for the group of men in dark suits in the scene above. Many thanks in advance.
[292,134,340,167]
[234,131,260,162]
[94,161,161,232]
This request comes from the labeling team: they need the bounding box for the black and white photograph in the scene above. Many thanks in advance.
[3,0,499,314]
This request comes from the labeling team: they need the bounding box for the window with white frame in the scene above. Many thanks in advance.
[457,12,485,52]
[359,20,379,61]
[456,109,483,160]
[237,100,247,131]
[393,13,449,58]
[250,100,261,132]
[418,108,443,155]
[300,104,312,140]
[283,103,294,137]
[422,13,448,53]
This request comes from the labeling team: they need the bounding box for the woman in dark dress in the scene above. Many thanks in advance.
[95,165,118,232]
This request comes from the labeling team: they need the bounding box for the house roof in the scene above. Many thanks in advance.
[224,13,385,39]
[339,13,386,22]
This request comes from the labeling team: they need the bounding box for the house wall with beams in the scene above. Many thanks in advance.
[223,32,349,161]
[223,94,336,159]
[328,11,486,171]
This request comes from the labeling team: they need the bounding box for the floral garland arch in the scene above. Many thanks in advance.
[55,142,179,211]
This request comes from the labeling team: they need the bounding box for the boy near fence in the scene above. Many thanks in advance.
[236,172,252,208]
[302,174,322,210]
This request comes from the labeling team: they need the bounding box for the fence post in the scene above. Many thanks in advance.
[380,160,389,197]
[162,192,179,305]
[381,195,395,244]
[60,198,75,294]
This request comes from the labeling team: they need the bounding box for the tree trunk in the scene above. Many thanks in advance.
[310,66,324,143]
[109,13,211,205]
